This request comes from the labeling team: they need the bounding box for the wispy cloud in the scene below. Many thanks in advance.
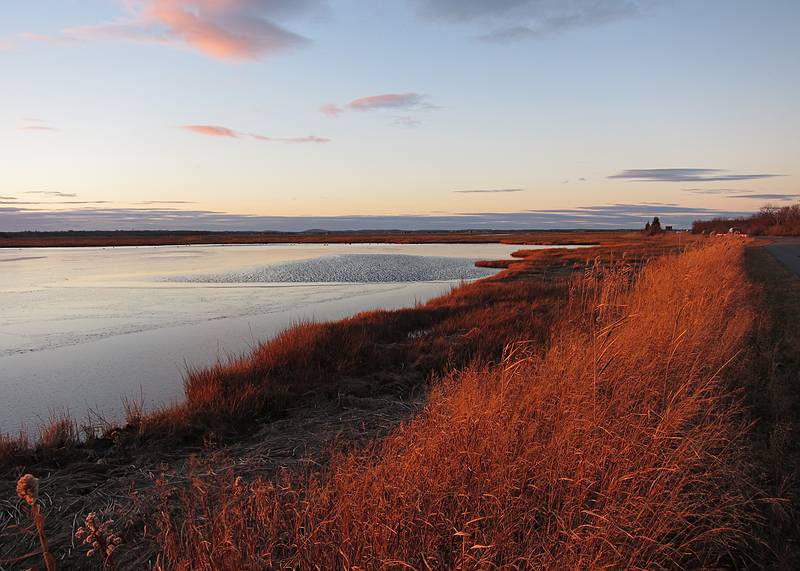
[683,188,798,201]
[610,168,782,182]
[416,0,660,42]
[454,188,525,194]
[348,93,432,111]
[282,135,330,143]
[728,193,800,201]
[0,202,754,232]
[0,200,110,205]
[18,118,58,132]
[391,116,422,128]
[19,125,58,132]
[12,1,323,61]
[136,200,197,205]
[683,188,749,195]
[182,124,238,137]
[182,124,329,143]
[249,133,330,143]
[24,191,78,198]
[321,93,435,126]
[319,103,343,117]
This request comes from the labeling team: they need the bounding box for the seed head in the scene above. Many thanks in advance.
[233,475,245,496]
[16,474,39,506]
[76,511,122,561]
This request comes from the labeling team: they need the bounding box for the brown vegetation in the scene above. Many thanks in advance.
[152,239,761,569]
[0,229,610,248]
[3,230,797,568]
[2,233,716,567]
[692,204,800,236]
[15,474,55,571]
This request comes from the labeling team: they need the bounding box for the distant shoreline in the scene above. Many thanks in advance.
[0,229,621,248]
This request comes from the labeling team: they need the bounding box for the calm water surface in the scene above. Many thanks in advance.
[0,243,568,433]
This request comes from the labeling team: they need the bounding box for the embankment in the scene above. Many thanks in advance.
[156,239,761,569]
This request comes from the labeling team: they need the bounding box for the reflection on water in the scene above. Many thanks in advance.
[166,253,497,284]
[0,242,558,433]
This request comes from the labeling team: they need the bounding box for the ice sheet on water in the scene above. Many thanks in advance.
[165,254,497,284]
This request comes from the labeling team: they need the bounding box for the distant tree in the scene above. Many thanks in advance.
[691,202,800,236]
[759,206,780,225]
[651,217,662,232]
[644,217,662,235]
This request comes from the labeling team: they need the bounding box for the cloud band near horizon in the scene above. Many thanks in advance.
[0,203,761,233]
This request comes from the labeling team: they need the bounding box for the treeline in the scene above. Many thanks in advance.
[692,204,800,236]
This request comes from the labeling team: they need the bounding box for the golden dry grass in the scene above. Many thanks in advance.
[156,239,759,569]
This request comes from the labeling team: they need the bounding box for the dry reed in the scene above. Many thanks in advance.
[156,239,759,569]
[16,473,56,571]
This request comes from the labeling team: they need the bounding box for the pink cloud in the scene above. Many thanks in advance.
[17,1,316,61]
[183,124,329,143]
[143,1,307,60]
[319,93,435,126]
[182,124,238,137]
[320,103,343,117]
[347,93,428,111]
[19,118,58,132]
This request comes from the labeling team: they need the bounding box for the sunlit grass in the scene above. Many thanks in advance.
[156,239,758,569]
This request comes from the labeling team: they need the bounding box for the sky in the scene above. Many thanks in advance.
[1,0,798,231]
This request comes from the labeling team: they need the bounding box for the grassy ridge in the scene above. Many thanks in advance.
[156,240,760,569]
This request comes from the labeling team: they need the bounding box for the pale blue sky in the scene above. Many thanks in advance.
[1,0,798,230]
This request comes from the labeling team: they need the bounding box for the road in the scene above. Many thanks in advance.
[765,237,800,277]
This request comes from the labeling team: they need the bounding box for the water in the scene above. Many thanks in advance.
[0,242,562,433]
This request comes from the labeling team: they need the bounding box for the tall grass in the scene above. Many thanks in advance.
[156,239,759,569]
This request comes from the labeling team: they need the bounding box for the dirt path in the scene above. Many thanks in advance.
[744,246,800,567]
